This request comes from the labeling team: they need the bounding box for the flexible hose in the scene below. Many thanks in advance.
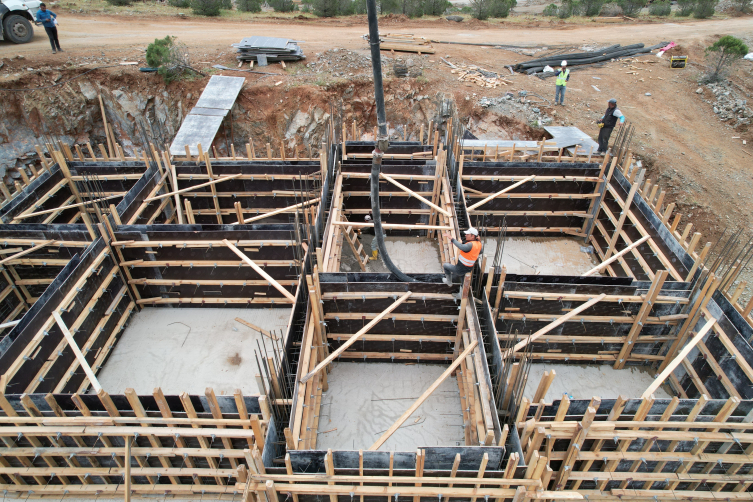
[366,0,414,283]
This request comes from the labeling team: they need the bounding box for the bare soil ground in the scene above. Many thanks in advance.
[1,13,752,288]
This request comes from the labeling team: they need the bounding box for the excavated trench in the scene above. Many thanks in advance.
[0,70,546,185]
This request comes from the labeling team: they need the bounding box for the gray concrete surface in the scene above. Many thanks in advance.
[97,307,290,396]
[482,236,600,275]
[316,362,465,451]
[340,236,443,273]
[524,363,672,401]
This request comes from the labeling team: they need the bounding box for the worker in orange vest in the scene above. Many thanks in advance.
[442,227,482,286]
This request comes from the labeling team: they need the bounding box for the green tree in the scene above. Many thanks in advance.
[270,0,296,11]
[237,0,263,11]
[423,0,451,15]
[557,0,581,17]
[543,2,558,14]
[733,0,751,12]
[704,35,748,82]
[490,0,516,17]
[146,36,174,69]
[581,0,604,16]
[648,0,671,15]
[105,0,132,5]
[675,0,695,14]
[470,0,491,19]
[191,0,223,15]
[693,0,717,17]
[617,0,643,16]
[168,0,191,6]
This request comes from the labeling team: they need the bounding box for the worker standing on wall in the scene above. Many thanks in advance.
[357,214,378,261]
[441,227,482,286]
[596,98,625,155]
[554,61,569,106]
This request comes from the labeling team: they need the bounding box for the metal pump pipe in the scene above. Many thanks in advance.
[366,0,414,283]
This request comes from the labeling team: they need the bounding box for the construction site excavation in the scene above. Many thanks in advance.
[0,4,752,502]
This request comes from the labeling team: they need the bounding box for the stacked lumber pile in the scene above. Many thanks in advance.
[372,33,435,54]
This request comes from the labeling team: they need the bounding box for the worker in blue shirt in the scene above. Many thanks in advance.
[35,3,63,54]
[555,60,569,106]
[596,98,626,154]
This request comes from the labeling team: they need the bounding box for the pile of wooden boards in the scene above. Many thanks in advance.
[374,33,435,54]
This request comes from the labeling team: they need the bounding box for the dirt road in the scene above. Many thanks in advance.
[3,14,752,58]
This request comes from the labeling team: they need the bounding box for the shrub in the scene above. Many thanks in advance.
[220,0,233,8]
[618,0,643,15]
[703,35,748,82]
[237,0,262,10]
[191,0,223,15]
[470,0,491,18]
[168,0,191,6]
[270,0,296,11]
[693,0,717,17]
[581,0,604,15]
[489,0,516,17]
[313,0,355,15]
[676,0,694,15]
[543,2,558,14]
[146,36,174,68]
[424,0,452,15]
[105,0,132,5]
[648,0,670,15]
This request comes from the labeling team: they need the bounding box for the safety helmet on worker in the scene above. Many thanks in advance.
[608,98,617,104]
[364,214,372,221]
[561,60,567,67]
[464,227,479,237]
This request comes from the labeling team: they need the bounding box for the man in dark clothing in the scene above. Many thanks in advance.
[356,214,378,261]
[596,98,625,154]
[36,4,62,54]
[442,227,482,286]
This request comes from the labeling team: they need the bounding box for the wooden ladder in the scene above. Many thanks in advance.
[342,216,370,271]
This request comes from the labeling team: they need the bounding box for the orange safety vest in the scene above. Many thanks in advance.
[458,240,482,267]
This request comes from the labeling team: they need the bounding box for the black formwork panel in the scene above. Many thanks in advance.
[113,224,301,305]
[340,157,439,235]
[170,160,321,225]
[318,272,458,359]
[461,161,601,230]
[493,275,689,362]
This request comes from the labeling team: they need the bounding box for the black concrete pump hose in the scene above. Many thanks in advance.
[366,0,415,283]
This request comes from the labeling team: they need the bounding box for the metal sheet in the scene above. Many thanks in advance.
[169,114,224,156]
[544,125,600,150]
[193,75,245,111]
[236,36,292,50]
[257,54,268,66]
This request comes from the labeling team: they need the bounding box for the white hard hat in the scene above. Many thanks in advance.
[364,214,372,221]
[561,60,567,67]
[464,227,479,236]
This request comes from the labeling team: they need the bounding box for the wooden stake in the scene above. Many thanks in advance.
[467,176,535,211]
[582,235,650,276]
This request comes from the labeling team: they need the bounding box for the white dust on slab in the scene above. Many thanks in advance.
[316,362,464,451]
[97,307,290,396]
[524,363,671,401]
[482,236,600,275]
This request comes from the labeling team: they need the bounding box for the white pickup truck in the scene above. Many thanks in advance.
[0,0,42,44]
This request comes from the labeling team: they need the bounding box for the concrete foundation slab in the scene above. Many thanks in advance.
[481,236,599,275]
[340,236,443,274]
[524,363,672,401]
[97,307,290,396]
[316,362,464,451]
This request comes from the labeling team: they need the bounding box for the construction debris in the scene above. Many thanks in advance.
[442,59,511,88]
[233,36,306,63]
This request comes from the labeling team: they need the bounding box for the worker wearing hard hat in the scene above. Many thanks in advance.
[596,98,626,155]
[555,61,569,106]
[357,214,378,261]
[441,227,482,286]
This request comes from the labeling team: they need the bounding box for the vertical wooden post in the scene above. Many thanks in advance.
[124,436,131,502]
